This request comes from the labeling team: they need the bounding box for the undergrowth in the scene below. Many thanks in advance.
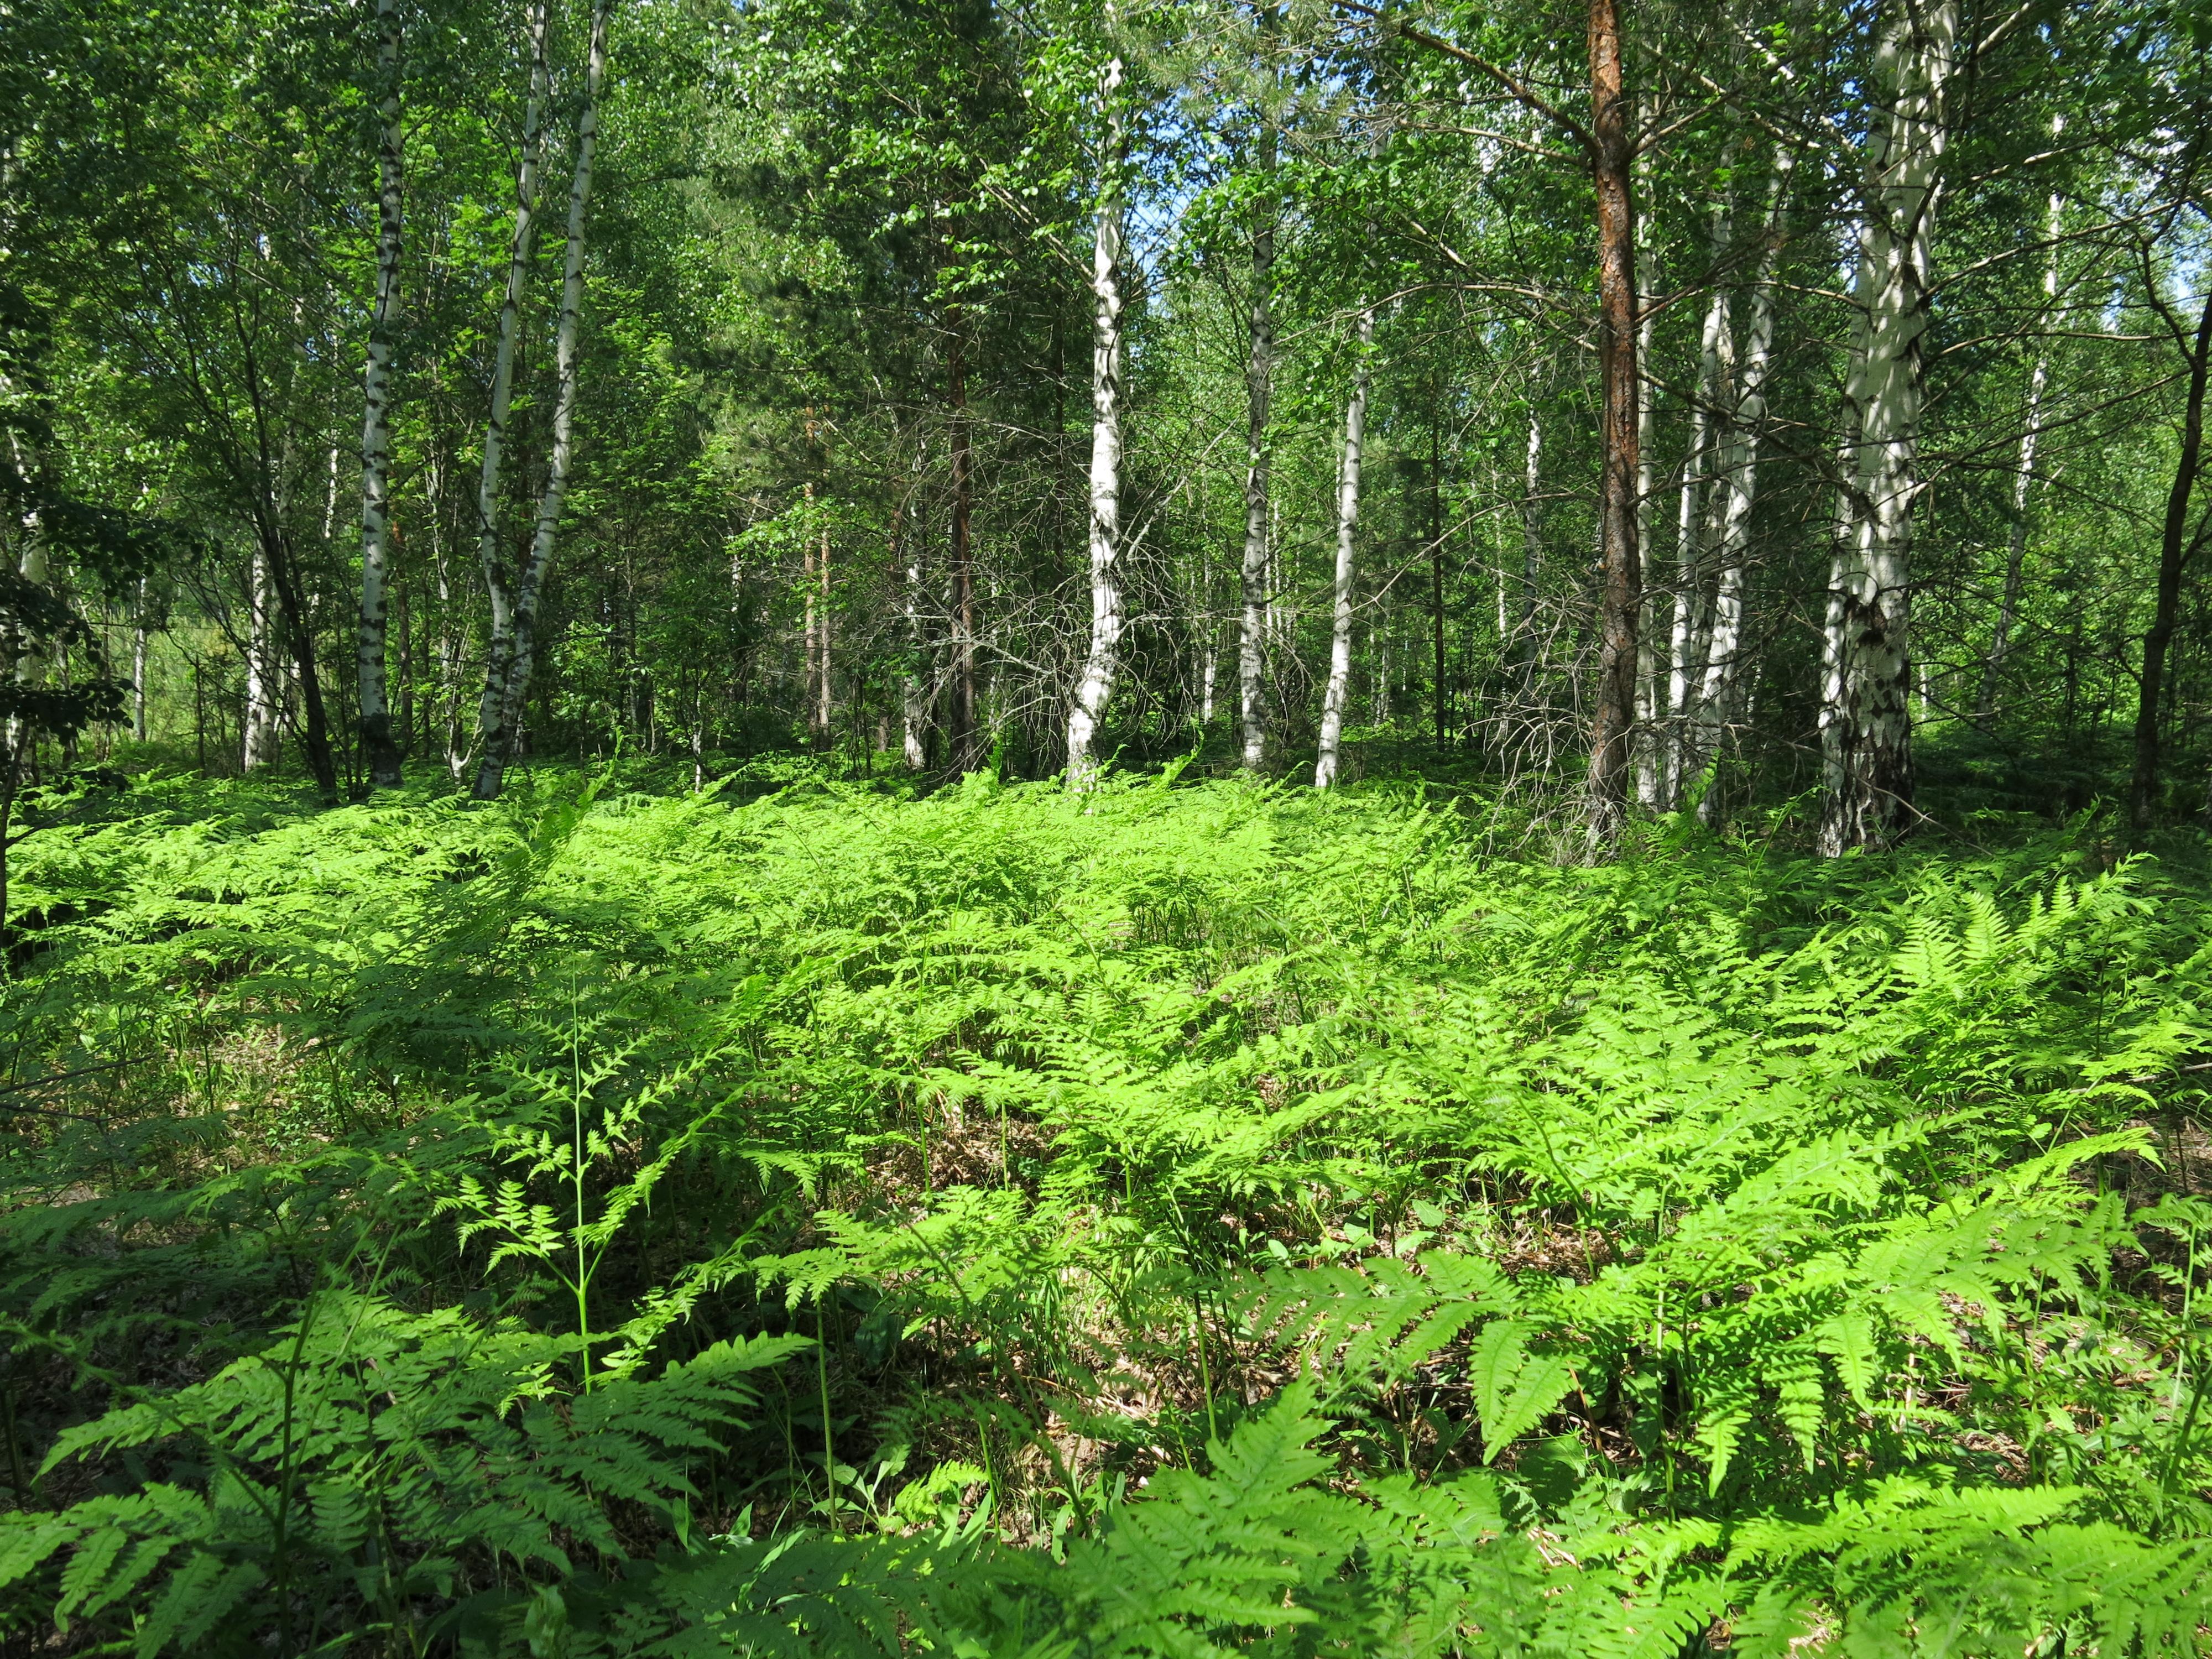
[1,764,2209,1654]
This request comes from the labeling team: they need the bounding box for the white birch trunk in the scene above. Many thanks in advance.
[355,0,405,788]
[1314,309,1373,790]
[1064,47,1125,787]
[474,0,607,800]
[1689,148,1794,804]
[1664,205,1731,804]
[243,542,283,771]
[1819,0,1957,853]
[468,0,551,782]
[131,576,152,743]
[1980,174,2059,718]
[1517,411,1541,674]
[1632,269,1659,807]
[1237,128,1276,771]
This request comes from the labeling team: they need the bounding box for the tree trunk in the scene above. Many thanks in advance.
[1315,309,1373,790]
[802,475,820,741]
[265,526,337,800]
[1819,0,1956,855]
[816,516,832,738]
[1431,414,1449,750]
[947,315,977,770]
[467,0,551,788]
[1237,122,1276,771]
[242,541,283,771]
[1664,204,1730,805]
[2130,284,2212,832]
[474,0,607,801]
[1585,0,1640,842]
[1690,148,1793,806]
[1065,48,1126,787]
[354,0,405,790]
[1980,181,2060,721]
[1519,409,1541,677]
[131,576,151,743]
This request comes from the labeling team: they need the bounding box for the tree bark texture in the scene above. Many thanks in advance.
[1585,0,1641,843]
[1065,49,1126,787]
[243,541,282,770]
[1819,0,1956,855]
[468,0,551,790]
[947,319,977,770]
[1980,182,2060,720]
[474,0,607,801]
[1237,122,1276,771]
[2130,284,2212,832]
[1314,309,1373,790]
[354,0,406,789]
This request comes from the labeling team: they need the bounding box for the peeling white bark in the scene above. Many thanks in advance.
[1820,0,1956,853]
[468,0,551,787]
[475,0,607,800]
[1238,125,1276,771]
[1315,309,1373,791]
[355,0,406,788]
[1065,46,1126,788]
[243,542,283,771]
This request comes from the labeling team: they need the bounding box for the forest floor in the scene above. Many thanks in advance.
[2,756,2211,1656]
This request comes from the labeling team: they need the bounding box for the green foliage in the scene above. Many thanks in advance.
[3,771,2212,1651]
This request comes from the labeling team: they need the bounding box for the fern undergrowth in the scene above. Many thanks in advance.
[0,764,2208,1655]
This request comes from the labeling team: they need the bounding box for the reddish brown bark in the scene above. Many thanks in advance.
[1586,0,1641,841]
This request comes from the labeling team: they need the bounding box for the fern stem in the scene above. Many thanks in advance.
[817,1293,837,1524]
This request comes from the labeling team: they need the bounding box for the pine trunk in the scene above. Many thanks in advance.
[1819,0,1956,855]
[1585,0,1641,842]
[947,317,977,770]
[474,0,607,801]
[354,0,406,789]
[1314,310,1373,790]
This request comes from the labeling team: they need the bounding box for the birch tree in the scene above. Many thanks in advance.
[353,0,405,789]
[1237,118,1275,770]
[1065,38,1126,787]
[1314,307,1372,790]
[467,0,551,787]
[1818,0,1957,854]
[474,0,607,800]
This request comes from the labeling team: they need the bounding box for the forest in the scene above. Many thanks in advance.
[4,0,2212,1650]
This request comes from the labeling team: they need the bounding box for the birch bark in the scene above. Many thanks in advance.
[1689,148,1793,802]
[1237,122,1276,771]
[1065,45,1125,787]
[1314,309,1374,790]
[468,0,551,781]
[1818,0,1957,854]
[131,576,152,743]
[355,0,406,788]
[474,0,608,800]
[243,542,283,770]
[1979,180,2059,719]
[947,319,977,769]
[1663,205,1730,804]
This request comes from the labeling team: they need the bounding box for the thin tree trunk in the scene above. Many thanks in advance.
[1631,115,1659,810]
[1585,0,1640,842]
[1238,122,1276,771]
[1980,181,2060,720]
[474,0,607,801]
[2131,284,2212,832]
[1315,309,1373,790]
[131,576,152,743]
[1819,0,1956,855]
[816,516,832,737]
[264,526,336,799]
[354,0,405,789]
[947,315,977,770]
[1065,45,1126,786]
[1665,204,1730,805]
[901,495,929,770]
[243,541,283,770]
[1690,148,1793,805]
[1431,412,1449,750]
[467,0,551,787]
[802,474,820,740]
[1519,409,1541,676]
